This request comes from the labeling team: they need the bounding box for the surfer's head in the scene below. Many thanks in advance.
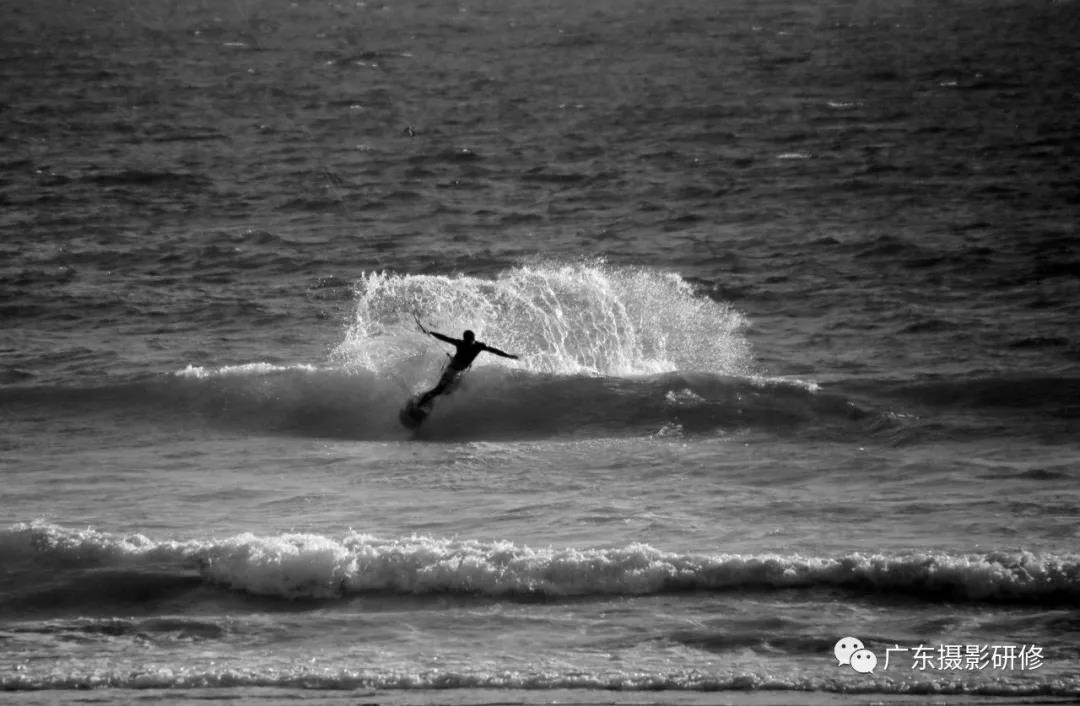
[462,330,475,342]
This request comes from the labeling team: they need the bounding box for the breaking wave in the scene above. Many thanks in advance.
[3,666,1076,695]
[5,523,1078,605]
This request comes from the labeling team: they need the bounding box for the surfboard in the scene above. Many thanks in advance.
[398,395,433,429]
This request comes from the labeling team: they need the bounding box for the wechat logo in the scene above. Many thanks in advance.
[835,636,877,674]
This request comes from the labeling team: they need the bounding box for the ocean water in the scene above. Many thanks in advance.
[2,0,1079,703]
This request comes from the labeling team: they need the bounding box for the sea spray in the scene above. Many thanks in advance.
[332,261,753,377]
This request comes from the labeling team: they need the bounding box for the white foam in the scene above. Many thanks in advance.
[8,523,1078,603]
[175,363,319,379]
[665,388,706,406]
[5,665,1074,694]
[748,374,821,393]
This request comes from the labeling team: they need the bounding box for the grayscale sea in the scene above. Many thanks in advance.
[2,0,1078,703]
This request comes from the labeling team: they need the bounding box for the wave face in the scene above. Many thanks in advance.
[5,523,1078,607]
[331,262,754,377]
[0,364,871,441]
[4,363,1073,445]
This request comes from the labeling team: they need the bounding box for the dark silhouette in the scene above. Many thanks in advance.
[416,323,519,405]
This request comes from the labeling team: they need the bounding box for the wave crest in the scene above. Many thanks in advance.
[6,523,1079,605]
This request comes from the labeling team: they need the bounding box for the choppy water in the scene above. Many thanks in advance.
[2,0,1079,703]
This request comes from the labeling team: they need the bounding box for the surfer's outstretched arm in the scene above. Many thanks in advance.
[428,331,459,345]
[482,344,519,360]
[414,317,455,344]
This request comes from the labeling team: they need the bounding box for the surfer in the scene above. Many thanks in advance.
[416,322,519,405]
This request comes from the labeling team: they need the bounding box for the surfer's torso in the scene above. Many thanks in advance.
[449,341,486,370]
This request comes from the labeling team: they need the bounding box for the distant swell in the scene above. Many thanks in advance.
[4,523,1078,607]
[869,376,1080,415]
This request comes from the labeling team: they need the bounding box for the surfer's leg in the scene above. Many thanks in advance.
[419,368,458,404]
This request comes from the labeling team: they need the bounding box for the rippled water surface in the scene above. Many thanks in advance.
[2,0,1078,702]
